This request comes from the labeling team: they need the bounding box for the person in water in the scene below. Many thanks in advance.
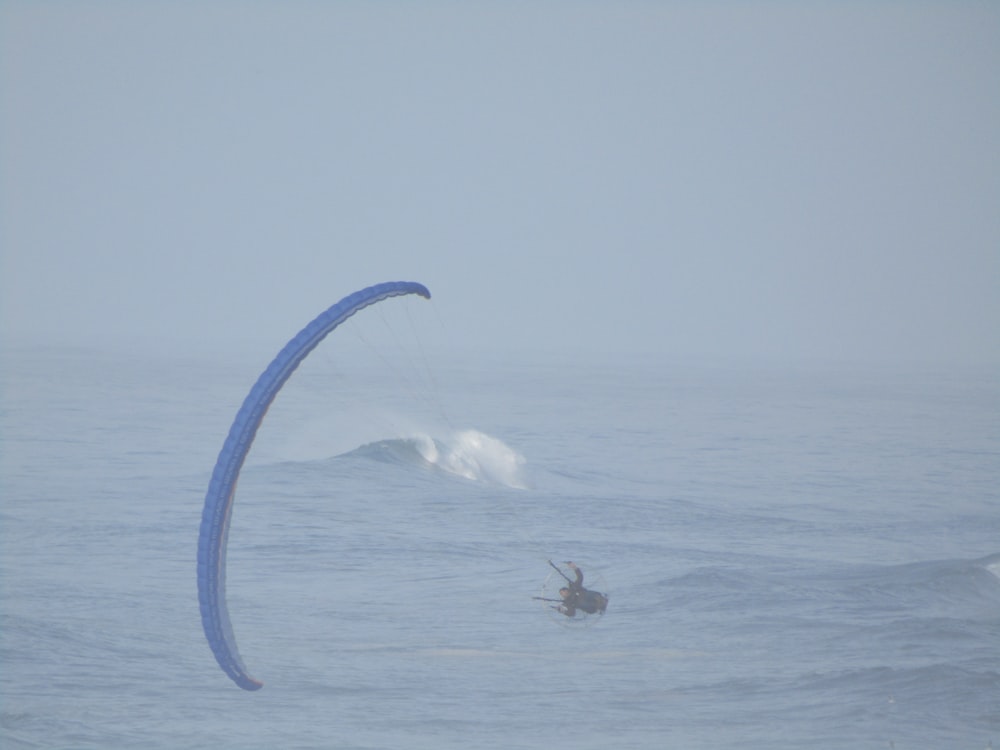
[554,561,608,617]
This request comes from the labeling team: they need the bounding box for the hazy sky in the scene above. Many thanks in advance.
[2,2,998,366]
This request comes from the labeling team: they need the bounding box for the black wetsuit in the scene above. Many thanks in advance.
[563,566,608,615]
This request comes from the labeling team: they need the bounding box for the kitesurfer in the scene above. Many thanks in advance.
[553,561,608,617]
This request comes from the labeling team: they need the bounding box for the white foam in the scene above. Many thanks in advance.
[415,428,527,489]
[987,560,1000,581]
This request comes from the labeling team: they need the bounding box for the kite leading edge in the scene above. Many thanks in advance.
[196,281,431,690]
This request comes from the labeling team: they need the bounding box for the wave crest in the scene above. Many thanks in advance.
[343,429,527,489]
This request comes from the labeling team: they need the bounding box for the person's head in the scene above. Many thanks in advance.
[559,587,571,600]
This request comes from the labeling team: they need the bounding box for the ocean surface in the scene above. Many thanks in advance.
[1,338,998,749]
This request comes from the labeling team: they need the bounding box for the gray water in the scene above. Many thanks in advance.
[2,345,998,749]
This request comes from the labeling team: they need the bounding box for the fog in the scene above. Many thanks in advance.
[2,2,998,366]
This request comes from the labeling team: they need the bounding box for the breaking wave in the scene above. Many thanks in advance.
[340,429,527,489]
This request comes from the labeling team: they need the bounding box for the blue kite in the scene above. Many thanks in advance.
[197,281,431,690]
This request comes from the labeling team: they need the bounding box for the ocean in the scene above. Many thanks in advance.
[1,336,998,749]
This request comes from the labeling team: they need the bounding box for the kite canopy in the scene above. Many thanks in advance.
[196,281,431,690]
